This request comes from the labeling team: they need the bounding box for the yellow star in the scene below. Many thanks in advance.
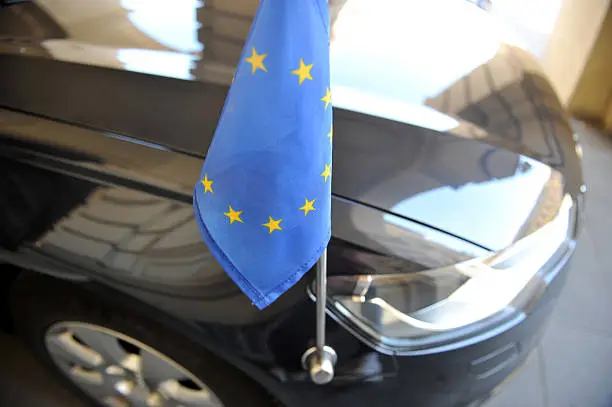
[262,216,282,234]
[299,199,316,216]
[291,58,314,85]
[321,164,331,183]
[224,206,243,224]
[245,47,267,74]
[321,87,332,109]
[327,127,333,143]
[201,174,214,194]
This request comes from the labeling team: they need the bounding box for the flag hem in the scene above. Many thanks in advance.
[193,190,330,309]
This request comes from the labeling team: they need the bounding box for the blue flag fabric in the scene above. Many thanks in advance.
[193,0,332,309]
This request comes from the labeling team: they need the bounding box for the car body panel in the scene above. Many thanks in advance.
[0,107,487,322]
[0,0,583,250]
[0,1,584,406]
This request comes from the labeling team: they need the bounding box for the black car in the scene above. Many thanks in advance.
[0,1,584,407]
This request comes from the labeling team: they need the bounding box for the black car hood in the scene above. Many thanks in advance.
[327,0,580,251]
[332,109,565,251]
[0,0,582,252]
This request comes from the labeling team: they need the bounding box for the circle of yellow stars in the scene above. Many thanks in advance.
[262,216,283,234]
[291,58,314,85]
[321,87,332,109]
[201,46,332,235]
[201,175,214,194]
[320,164,331,183]
[245,47,267,74]
[224,206,243,224]
[300,199,316,216]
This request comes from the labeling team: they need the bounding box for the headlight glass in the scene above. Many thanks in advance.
[322,194,575,355]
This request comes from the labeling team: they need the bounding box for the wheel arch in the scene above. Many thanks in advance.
[7,270,291,407]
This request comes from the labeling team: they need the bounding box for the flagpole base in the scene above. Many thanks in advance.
[301,345,337,385]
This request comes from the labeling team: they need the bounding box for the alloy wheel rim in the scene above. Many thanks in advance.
[44,322,225,407]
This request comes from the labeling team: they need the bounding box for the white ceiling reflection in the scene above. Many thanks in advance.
[117,48,197,80]
[330,0,502,106]
[121,0,203,54]
[385,156,553,250]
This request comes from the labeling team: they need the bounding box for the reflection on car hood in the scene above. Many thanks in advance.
[332,109,565,251]
[0,0,581,251]
[326,0,578,251]
[386,158,558,251]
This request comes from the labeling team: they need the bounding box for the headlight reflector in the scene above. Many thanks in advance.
[322,195,575,355]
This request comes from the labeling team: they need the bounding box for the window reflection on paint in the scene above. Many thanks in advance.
[117,48,197,80]
[331,0,501,106]
[329,0,502,132]
[386,157,553,250]
[121,0,203,54]
[332,85,460,132]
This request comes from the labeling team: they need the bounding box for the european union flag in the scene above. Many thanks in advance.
[193,0,332,309]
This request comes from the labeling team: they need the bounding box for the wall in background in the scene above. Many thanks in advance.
[487,0,609,106]
[569,9,612,132]
[540,0,610,105]
[606,99,612,131]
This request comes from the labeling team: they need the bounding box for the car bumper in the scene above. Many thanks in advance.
[272,241,575,407]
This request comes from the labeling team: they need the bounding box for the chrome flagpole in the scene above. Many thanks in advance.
[301,248,337,384]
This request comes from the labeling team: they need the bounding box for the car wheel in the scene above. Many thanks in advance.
[10,273,273,407]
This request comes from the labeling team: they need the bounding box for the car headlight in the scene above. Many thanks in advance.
[319,194,575,355]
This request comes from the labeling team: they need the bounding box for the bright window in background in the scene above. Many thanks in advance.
[386,156,553,250]
[121,0,203,54]
[330,0,501,132]
[489,0,564,57]
[117,49,197,80]
[331,0,501,105]
[465,0,493,11]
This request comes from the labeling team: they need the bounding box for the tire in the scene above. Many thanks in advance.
[10,272,273,407]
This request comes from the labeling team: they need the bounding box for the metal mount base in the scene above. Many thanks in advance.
[301,346,337,385]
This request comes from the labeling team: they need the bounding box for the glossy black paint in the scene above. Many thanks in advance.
[0,1,584,406]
